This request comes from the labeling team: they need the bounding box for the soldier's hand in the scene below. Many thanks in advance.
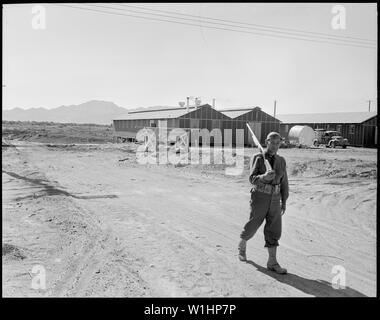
[281,202,286,215]
[262,170,275,182]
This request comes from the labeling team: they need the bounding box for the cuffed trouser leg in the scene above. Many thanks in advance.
[264,194,282,248]
[240,192,271,241]
[240,192,282,248]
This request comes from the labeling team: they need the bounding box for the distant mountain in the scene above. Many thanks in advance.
[3,100,130,125]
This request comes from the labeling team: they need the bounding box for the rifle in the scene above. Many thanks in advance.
[246,123,272,172]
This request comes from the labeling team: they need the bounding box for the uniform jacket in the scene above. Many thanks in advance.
[249,152,289,203]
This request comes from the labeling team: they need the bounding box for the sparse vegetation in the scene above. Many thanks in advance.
[2,121,114,144]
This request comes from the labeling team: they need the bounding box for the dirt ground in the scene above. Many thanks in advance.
[2,136,377,297]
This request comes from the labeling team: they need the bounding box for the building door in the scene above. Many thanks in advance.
[248,121,262,146]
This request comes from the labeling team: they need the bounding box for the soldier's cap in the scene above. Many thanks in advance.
[265,132,283,141]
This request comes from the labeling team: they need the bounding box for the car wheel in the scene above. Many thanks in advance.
[331,142,336,148]
[342,145,347,149]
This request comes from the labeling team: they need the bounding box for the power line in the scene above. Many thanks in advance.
[7,2,378,44]
[114,3,376,44]
[85,3,374,45]
[52,4,376,49]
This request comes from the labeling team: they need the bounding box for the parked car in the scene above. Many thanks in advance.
[279,139,293,148]
[313,129,349,148]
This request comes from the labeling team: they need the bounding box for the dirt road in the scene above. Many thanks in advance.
[2,141,376,297]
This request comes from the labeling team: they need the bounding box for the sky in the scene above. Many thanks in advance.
[2,3,377,115]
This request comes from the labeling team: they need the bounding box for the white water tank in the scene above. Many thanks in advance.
[288,125,315,147]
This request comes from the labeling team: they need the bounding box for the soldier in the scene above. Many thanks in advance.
[238,132,289,274]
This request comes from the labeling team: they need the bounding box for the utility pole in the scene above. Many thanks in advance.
[274,100,277,118]
[367,100,371,112]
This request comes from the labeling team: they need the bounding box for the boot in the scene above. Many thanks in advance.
[238,239,247,261]
[267,246,287,274]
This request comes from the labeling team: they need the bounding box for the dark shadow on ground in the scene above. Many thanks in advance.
[246,260,367,297]
[3,170,118,201]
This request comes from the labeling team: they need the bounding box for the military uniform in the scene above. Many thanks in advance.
[240,151,289,247]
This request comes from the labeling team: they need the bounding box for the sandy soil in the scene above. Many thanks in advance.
[2,139,376,297]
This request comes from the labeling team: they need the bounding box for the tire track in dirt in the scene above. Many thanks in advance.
[3,141,152,297]
[7,141,374,297]
[81,201,272,297]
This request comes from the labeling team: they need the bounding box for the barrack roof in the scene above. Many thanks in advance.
[276,112,377,124]
[218,107,261,118]
[113,106,197,120]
